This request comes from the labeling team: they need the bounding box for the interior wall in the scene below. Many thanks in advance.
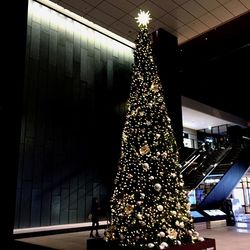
[183,127,198,149]
[2,0,29,242]
[15,0,133,229]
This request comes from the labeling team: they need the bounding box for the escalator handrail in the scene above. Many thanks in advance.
[188,145,233,191]
[181,143,205,172]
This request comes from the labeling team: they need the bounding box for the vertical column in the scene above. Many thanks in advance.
[152,28,183,153]
[0,0,28,244]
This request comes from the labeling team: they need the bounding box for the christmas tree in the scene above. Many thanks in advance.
[105,10,203,249]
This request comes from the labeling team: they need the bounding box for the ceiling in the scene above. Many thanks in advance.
[181,96,248,130]
[182,106,241,130]
[50,0,250,44]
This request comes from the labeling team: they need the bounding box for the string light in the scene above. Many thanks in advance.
[104,9,204,249]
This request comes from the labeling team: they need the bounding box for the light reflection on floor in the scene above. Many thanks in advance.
[235,221,250,233]
[236,228,250,233]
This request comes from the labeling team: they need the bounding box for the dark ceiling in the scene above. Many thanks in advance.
[178,11,250,120]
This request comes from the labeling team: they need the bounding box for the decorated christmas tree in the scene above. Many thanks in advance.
[105,10,203,249]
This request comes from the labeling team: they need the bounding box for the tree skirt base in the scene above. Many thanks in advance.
[87,238,216,250]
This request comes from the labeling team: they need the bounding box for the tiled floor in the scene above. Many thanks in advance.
[15,224,250,250]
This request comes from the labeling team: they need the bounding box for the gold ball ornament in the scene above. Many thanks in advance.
[139,145,150,155]
[154,183,162,191]
[148,243,155,248]
[160,242,169,249]
[157,205,164,211]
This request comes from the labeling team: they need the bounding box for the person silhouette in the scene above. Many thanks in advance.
[90,197,101,238]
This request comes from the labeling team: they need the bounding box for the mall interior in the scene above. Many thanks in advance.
[2,0,250,249]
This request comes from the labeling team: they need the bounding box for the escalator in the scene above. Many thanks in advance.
[198,142,250,209]
[182,125,250,210]
[181,143,206,174]
[181,143,231,191]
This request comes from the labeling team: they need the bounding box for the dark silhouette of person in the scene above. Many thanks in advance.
[90,197,101,238]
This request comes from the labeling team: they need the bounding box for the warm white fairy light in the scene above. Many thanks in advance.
[135,10,151,27]
[105,6,204,248]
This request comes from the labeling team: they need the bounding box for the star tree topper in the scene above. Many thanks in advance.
[135,10,152,28]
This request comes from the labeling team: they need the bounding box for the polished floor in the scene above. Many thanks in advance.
[14,223,250,250]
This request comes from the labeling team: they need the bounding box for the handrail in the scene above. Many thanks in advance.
[181,143,205,172]
[190,145,232,191]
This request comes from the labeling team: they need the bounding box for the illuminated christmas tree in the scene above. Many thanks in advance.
[105,10,203,249]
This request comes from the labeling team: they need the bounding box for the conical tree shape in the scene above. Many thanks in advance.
[105,11,203,249]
